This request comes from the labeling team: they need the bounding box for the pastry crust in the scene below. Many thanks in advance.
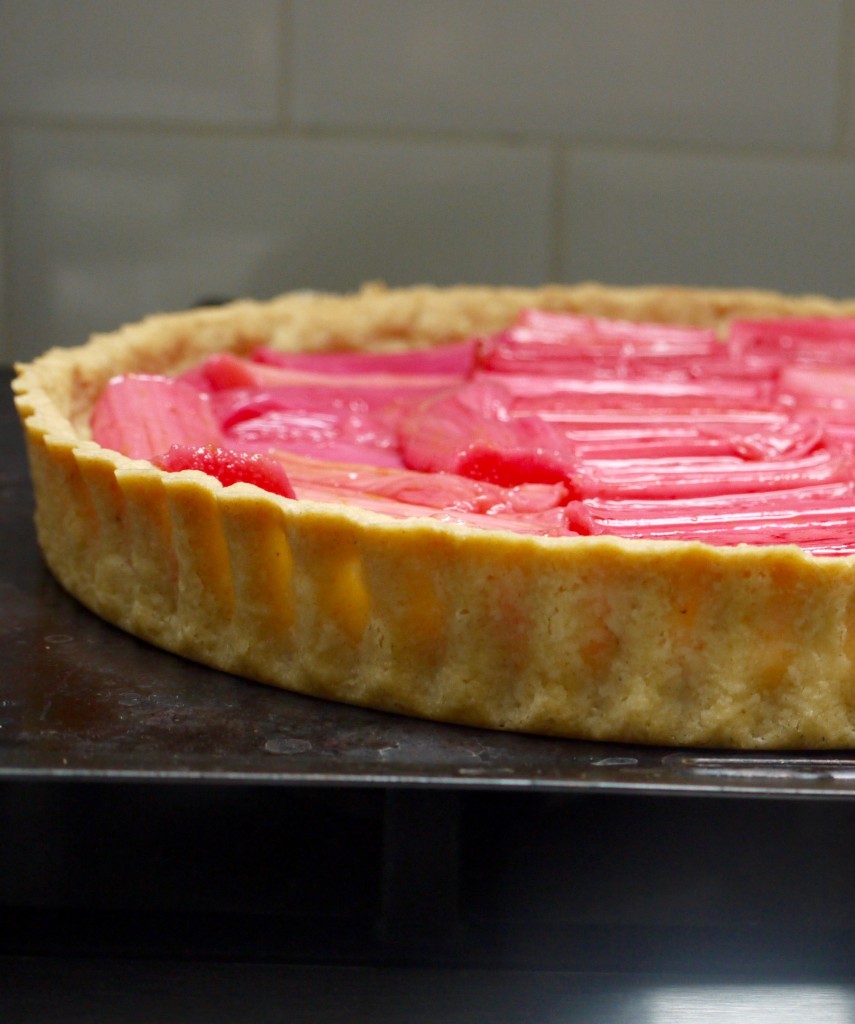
[15,281,855,749]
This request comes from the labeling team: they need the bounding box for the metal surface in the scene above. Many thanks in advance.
[6,374,855,796]
[4,962,855,1024]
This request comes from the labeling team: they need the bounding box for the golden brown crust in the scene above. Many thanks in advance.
[15,281,855,749]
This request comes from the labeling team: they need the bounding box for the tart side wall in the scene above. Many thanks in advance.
[14,282,855,749]
[22,422,855,749]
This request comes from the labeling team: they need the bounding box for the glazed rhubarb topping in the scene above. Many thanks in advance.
[90,310,855,552]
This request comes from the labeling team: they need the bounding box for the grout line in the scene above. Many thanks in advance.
[0,124,11,365]
[558,146,574,284]
[835,0,855,153]
[2,111,853,166]
[277,0,294,130]
[547,145,566,283]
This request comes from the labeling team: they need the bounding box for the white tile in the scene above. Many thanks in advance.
[292,0,841,150]
[562,149,855,298]
[7,127,552,361]
[0,0,283,124]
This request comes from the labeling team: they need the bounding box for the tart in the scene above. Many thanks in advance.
[15,281,855,750]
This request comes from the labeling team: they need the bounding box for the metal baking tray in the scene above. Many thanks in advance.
[6,375,855,797]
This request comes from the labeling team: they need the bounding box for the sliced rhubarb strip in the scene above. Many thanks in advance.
[215,396,404,467]
[397,381,580,489]
[586,481,855,550]
[232,433,403,467]
[779,364,855,418]
[209,374,456,469]
[211,381,451,468]
[568,435,753,461]
[587,481,855,522]
[480,340,715,374]
[211,384,430,429]
[289,482,581,537]
[578,447,851,500]
[478,311,721,377]
[586,480,855,516]
[515,396,824,465]
[485,352,774,382]
[480,313,770,381]
[728,316,855,365]
[182,352,464,395]
[602,518,855,551]
[263,448,569,516]
[152,443,296,498]
[824,422,855,443]
[252,339,478,377]
[367,468,571,515]
[397,381,519,474]
[90,374,223,459]
[534,408,822,460]
[490,371,775,409]
[511,309,718,353]
[700,416,824,461]
[530,408,786,429]
[552,415,822,461]
[596,513,855,552]
[178,352,261,392]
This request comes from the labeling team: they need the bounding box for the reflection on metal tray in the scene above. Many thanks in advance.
[5,373,855,797]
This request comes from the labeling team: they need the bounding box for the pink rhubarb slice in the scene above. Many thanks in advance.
[480,310,719,367]
[398,380,580,490]
[586,481,855,553]
[577,447,851,501]
[90,374,223,459]
[728,316,855,366]
[251,339,477,377]
[265,448,570,518]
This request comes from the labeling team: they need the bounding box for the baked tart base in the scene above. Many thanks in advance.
[15,282,855,750]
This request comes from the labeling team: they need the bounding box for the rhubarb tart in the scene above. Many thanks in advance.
[16,282,855,749]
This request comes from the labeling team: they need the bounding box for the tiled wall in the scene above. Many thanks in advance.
[2,0,854,361]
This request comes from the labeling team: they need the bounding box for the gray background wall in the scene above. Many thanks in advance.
[1,0,854,361]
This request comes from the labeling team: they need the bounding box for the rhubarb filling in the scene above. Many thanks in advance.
[90,310,855,555]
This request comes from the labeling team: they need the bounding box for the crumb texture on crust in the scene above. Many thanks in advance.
[13,281,855,749]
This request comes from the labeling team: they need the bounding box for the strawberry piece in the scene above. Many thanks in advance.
[455,442,574,488]
[90,374,223,459]
[152,443,296,498]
